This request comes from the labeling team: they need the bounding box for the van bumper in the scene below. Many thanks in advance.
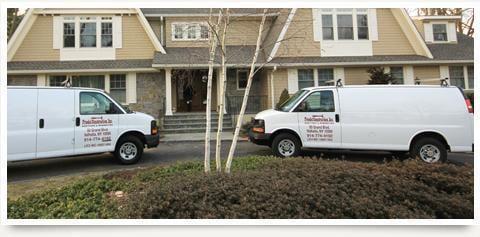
[145,134,160,148]
[248,130,271,146]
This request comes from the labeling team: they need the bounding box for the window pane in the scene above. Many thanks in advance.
[299,91,335,112]
[49,76,67,86]
[449,66,465,89]
[238,70,248,89]
[63,23,75,48]
[187,25,197,39]
[468,66,474,89]
[80,92,118,115]
[110,74,126,103]
[318,69,334,86]
[337,15,353,40]
[101,22,113,47]
[174,25,184,39]
[200,25,209,39]
[322,15,333,40]
[80,23,97,47]
[390,67,404,84]
[357,14,369,40]
[298,69,314,89]
[72,75,105,89]
[433,24,447,41]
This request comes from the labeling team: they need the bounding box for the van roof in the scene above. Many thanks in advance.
[302,85,459,90]
[7,86,105,92]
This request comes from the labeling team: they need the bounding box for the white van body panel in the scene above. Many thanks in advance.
[7,89,38,161]
[254,85,473,153]
[7,87,157,162]
[338,87,472,152]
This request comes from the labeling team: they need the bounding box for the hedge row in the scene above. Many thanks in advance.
[8,156,473,219]
[122,159,473,219]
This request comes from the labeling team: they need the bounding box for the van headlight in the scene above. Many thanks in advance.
[252,119,265,133]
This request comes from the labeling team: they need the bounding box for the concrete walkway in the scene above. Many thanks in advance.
[161,132,249,142]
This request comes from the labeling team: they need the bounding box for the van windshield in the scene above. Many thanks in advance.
[276,90,309,112]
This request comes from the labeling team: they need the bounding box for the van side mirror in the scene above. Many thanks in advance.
[294,102,307,112]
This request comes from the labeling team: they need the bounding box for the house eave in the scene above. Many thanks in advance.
[7,68,158,75]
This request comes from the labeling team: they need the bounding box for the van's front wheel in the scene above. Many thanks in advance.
[115,136,144,164]
[410,137,447,164]
[272,133,301,158]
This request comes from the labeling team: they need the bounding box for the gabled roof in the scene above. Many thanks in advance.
[7,8,166,62]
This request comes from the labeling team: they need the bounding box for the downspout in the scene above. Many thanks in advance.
[160,16,164,46]
[270,65,277,109]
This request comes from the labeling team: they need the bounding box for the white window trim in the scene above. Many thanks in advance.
[319,8,370,42]
[236,69,249,90]
[425,21,457,44]
[62,16,114,49]
[46,73,133,104]
[171,22,210,41]
[431,22,449,43]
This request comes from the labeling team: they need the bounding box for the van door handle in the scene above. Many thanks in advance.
[76,117,80,127]
[39,119,44,129]
[335,114,340,123]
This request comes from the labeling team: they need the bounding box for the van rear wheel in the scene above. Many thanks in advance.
[272,133,301,158]
[410,137,447,164]
[115,135,144,164]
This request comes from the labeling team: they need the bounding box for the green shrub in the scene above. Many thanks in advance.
[276,89,290,109]
[367,67,395,85]
[122,159,473,219]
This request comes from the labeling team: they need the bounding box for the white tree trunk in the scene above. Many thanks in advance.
[204,9,223,173]
[225,9,268,173]
[215,9,229,172]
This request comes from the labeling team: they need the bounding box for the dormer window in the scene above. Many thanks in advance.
[172,23,209,41]
[432,24,448,41]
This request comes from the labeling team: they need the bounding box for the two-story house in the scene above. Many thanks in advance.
[7,8,474,133]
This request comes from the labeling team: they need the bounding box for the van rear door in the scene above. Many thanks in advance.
[295,89,342,148]
[74,91,120,155]
[36,88,75,159]
[7,88,39,161]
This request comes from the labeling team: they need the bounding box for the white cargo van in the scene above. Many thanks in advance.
[249,85,474,163]
[7,86,159,164]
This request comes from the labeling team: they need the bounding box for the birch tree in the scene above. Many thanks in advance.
[204,9,223,173]
[214,9,230,172]
[225,9,268,173]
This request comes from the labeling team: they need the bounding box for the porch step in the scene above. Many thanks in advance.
[162,113,234,134]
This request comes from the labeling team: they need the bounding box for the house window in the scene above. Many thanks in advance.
[298,69,314,89]
[318,68,334,86]
[433,24,448,42]
[110,74,127,103]
[337,15,353,40]
[357,14,369,40]
[80,22,97,47]
[63,23,75,48]
[467,66,474,89]
[449,66,465,89]
[237,70,248,89]
[322,15,334,40]
[101,22,113,47]
[390,67,404,84]
[72,75,105,89]
[172,23,209,41]
[49,75,67,86]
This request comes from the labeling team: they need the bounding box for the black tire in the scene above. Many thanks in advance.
[114,135,144,164]
[410,137,447,163]
[271,133,301,158]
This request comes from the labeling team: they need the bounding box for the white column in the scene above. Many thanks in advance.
[404,66,414,85]
[313,68,319,87]
[165,68,173,116]
[37,74,46,86]
[439,66,450,84]
[334,67,345,85]
[463,65,469,89]
[104,74,110,93]
[126,72,137,104]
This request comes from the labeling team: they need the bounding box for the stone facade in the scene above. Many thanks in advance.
[129,71,165,121]
[225,68,268,115]
[7,75,37,86]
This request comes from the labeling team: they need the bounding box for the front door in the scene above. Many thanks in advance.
[36,89,75,159]
[74,91,120,155]
[175,70,216,112]
[296,90,342,148]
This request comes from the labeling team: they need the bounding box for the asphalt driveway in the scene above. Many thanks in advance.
[7,141,474,183]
